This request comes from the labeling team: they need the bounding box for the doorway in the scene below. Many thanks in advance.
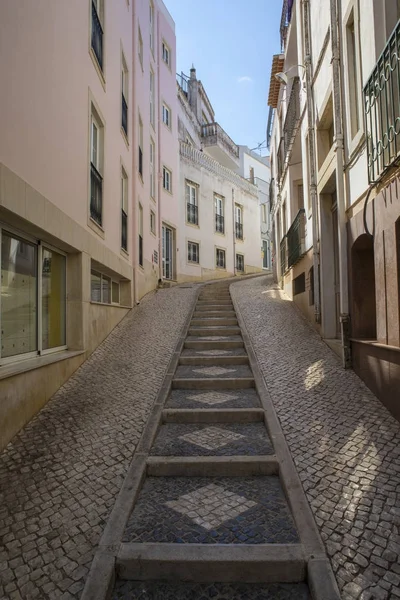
[162,224,174,280]
[331,196,341,338]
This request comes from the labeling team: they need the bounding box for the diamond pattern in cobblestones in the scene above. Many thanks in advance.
[166,389,260,409]
[150,423,273,456]
[123,476,299,544]
[0,286,197,600]
[231,275,400,600]
[112,580,311,599]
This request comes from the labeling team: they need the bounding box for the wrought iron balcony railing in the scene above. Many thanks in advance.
[139,234,143,267]
[187,203,198,225]
[122,93,128,137]
[277,138,284,183]
[201,122,240,159]
[215,214,225,234]
[235,222,243,240]
[269,178,275,213]
[280,235,288,276]
[90,163,103,226]
[91,1,103,70]
[176,72,189,96]
[280,0,294,51]
[287,208,306,268]
[365,19,400,182]
[284,77,300,157]
[121,209,127,251]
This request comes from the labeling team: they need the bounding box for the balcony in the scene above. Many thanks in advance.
[269,178,275,213]
[201,122,240,171]
[215,214,225,234]
[90,163,103,226]
[235,222,243,240]
[122,93,128,137]
[91,1,103,70]
[176,72,189,96]
[287,209,306,268]
[187,203,198,225]
[365,20,400,183]
[280,0,294,51]
[280,236,288,276]
[276,78,301,184]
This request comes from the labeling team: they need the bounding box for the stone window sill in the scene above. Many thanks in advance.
[0,350,85,381]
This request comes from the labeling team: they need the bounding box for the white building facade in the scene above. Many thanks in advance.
[176,68,263,282]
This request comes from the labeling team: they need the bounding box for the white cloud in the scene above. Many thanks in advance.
[237,76,253,84]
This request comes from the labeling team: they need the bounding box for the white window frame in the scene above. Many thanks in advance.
[150,209,156,235]
[121,51,129,138]
[216,247,226,269]
[121,167,128,251]
[187,241,200,264]
[236,253,244,272]
[91,269,120,306]
[163,166,172,192]
[138,26,144,70]
[162,40,171,67]
[0,225,68,366]
[150,1,154,55]
[162,103,171,129]
[150,68,155,127]
[150,138,155,199]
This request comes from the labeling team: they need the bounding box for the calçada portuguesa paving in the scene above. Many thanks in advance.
[0,275,399,600]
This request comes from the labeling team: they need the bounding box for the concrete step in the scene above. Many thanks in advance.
[184,338,244,350]
[112,580,311,599]
[117,543,305,583]
[193,310,236,318]
[190,318,238,327]
[161,408,264,423]
[172,378,255,390]
[197,299,233,306]
[179,355,249,366]
[146,456,278,477]
[198,296,232,301]
[188,327,241,336]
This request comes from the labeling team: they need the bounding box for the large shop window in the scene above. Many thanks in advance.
[0,229,67,363]
[91,269,120,304]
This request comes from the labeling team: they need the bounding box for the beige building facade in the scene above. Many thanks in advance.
[268,0,400,419]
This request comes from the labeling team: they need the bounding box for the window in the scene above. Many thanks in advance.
[150,1,154,54]
[215,194,224,233]
[162,104,171,128]
[91,269,120,305]
[202,112,208,125]
[90,109,103,226]
[0,230,67,361]
[150,138,155,198]
[121,168,128,251]
[138,115,143,178]
[150,210,156,234]
[249,167,255,184]
[138,26,143,69]
[235,204,243,240]
[150,69,155,127]
[188,241,199,264]
[293,272,306,296]
[216,248,226,269]
[91,0,104,71]
[163,166,172,192]
[139,204,143,267]
[262,204,267,223]
[186,181,198,225]
[297,183,304,210]
[236,253,244,272]
[346,10,360,139]
[162,41,170,67]
[121,54,128,137]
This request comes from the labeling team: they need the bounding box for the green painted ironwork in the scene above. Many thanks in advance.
[287,209,306,268]
[280,235,287,276]
[364,19,400,183]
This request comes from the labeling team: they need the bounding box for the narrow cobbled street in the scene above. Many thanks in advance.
[1,275,400,600]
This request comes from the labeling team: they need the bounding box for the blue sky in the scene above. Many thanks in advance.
[165,0,282,155]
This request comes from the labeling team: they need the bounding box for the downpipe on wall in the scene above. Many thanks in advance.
[331,0,351,368]
[302,0,321,324]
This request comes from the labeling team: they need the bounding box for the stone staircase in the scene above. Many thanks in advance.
[82,281,340,600]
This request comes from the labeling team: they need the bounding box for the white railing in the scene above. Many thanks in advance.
[180,142,258,196]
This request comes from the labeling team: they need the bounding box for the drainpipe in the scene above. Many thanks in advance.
[132,1,139,305]
[302,0,321,323]
[331,0,351,368]
[232,188,236,276]
[157,10,163,283]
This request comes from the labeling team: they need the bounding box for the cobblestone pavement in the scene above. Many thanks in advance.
[231,275,400,600]
[0,285,198,600]
[112,581,311,599]
[123,476,299,543]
